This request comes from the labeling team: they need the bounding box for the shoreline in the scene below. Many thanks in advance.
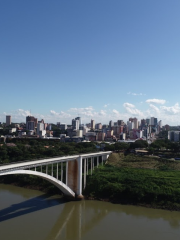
[1,181,179,212]
[84,196,180,212]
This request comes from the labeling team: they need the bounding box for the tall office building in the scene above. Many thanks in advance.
[26,121,35,131]
[95,123,102,130]
[141,119,146,127]
[26,116,37,130]
[127,121,134,131]
[75,117,82,126]
[6,115,11,126]
[154,118,158,126]
[168,131,180,142]
[117,120,123,126]
[150,117,154,126]
[91,119,95,130]
[146,119,150,125]
[158,120,162,128]
[133,118,138,129]
[72,119,79,130]
[109,120,114,129]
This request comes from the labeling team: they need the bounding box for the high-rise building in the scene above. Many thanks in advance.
[109,120,114,129]
[75,117,82,126]
[37,123,44,135]
[60,124,67,130]
[26,116,37,129]
[72,119,79,130]
[91,119,95,130]
[27,121,35,131]
[168,131,180,142]
[133,118,138,129]
[95,123,102,130]
[128,118,138,129]
[117,120,123,126]
[38,119,44,124]
[146,119,150,125]
[141,119,146,127]
[154,118,158,126]
[158,120,162,128]
[6,115,11,126]
[127,121,134,131]
[150,117,154,126]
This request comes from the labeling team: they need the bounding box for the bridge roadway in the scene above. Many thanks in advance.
[0,151,112,199]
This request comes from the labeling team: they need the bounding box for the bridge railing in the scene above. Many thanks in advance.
[0,151,111,167]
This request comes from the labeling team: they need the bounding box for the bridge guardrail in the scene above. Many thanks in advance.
[0,151,109,167]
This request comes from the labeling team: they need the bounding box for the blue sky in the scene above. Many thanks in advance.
[1,0,180,125]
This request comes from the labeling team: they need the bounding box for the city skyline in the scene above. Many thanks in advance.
[1,1,180,125]
[1,111,163,127]
[0,100,179,126]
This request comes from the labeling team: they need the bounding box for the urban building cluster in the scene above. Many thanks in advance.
[1,115,53,138]
[59,117,164,142]
[0,115,173,143]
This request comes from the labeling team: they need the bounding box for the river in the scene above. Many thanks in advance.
[0,184,180,240]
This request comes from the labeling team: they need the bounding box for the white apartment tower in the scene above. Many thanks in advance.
[37,123,44,135]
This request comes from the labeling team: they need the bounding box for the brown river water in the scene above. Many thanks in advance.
[0,184,180,240]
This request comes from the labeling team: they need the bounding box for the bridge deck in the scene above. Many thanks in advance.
[0,151,111,173]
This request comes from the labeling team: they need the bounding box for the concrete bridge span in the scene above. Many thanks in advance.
[0,151,111,199]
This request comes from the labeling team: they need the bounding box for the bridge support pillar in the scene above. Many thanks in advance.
[66,157,83,199]
[56,163,58,180]
[84,158,86,190]
[61,162,63,182]
[91,157,92,175]
[87,158,88,175]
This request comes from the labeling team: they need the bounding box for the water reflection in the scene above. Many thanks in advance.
[1,184,180,240]
[0,193,65,222]
[46,200,180,240]
[46,201,108,240]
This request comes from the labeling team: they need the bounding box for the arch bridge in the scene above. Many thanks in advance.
[0,151,111,199]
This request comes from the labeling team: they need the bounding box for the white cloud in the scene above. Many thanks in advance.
[112,109,119,115]
[149,104,160,113]
[123,102,144,117]
[160,103,180,114]
[104,104,110,108]
[50,110,71,118]
[127,92,146,96]
[146,99,166,105]
[123,103,135,108]
[99,110,106,116]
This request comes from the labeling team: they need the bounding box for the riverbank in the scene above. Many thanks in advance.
[83,165,180,211]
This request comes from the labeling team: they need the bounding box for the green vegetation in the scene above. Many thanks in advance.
[0,139,97,164]
[83,152,180,210]
[0,139,98,194]
[84,165,180,210]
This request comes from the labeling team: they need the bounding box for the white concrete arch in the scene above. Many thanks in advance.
[0,170,75,198]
